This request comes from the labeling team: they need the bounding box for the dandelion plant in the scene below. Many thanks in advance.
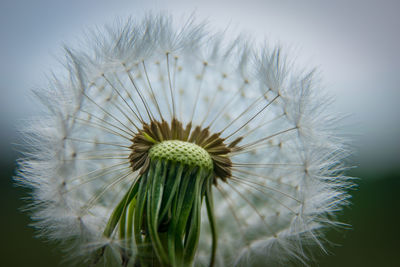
[16,15,352,267]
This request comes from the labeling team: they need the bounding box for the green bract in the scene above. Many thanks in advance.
[102,142,217,267]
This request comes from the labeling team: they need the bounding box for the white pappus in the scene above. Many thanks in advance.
[16,14,352,267]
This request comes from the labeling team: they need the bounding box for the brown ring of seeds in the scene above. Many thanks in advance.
[129,118,243,184]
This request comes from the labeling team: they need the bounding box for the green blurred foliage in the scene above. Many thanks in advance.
[317,170,400,267]
[1,159,66,266]
[2,157,399,267]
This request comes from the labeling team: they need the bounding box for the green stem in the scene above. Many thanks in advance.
[205,178,217,267]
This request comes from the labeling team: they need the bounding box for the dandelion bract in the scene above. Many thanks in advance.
[16,15,352,266]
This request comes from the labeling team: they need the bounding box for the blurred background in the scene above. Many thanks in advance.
[1,0,399,266]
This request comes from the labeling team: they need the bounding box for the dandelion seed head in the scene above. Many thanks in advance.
[16,14,352,266]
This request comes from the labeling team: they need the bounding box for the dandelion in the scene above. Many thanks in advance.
[16,15,351,267]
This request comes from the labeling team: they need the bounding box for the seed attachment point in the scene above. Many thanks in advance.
[149,140,213,171]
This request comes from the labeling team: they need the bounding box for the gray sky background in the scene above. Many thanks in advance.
[1,0,399,170]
